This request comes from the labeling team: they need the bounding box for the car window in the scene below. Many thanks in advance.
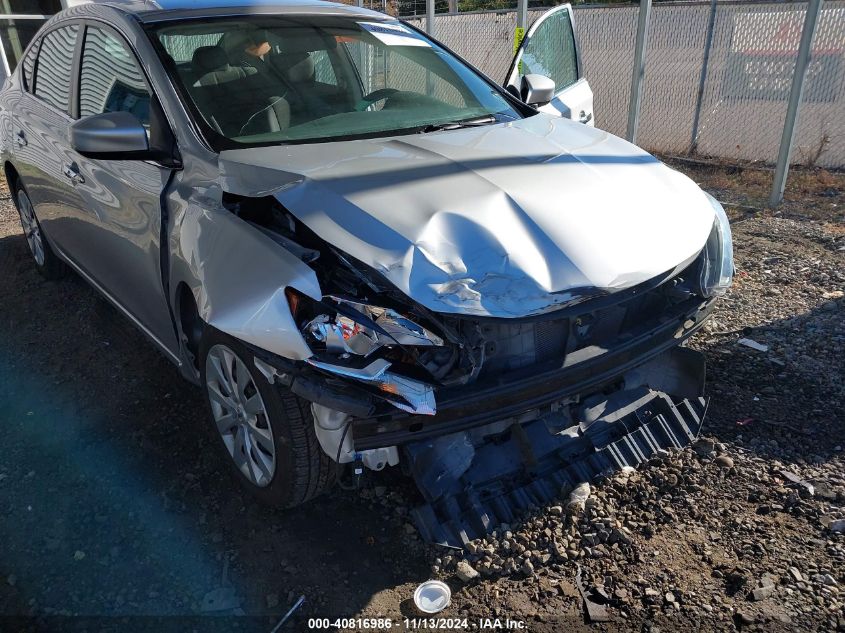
[32,24,79,114]
[22,37,40,91]
[152,17,521,147]
[311,49,338,86]
[79,26,152,127]
[342,38,466,109]
[519,9,578,93]
[159,32,224,63]
[1,18,48,80]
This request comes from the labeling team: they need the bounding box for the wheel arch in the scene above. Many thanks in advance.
[4,161,20,191]
[173,280,205,378]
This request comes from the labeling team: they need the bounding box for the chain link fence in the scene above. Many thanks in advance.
[398,1,845,169]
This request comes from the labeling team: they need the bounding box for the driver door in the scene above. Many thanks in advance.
[505,4,594,126]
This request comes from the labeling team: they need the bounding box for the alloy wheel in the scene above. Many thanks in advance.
[17,191,45,266]
[205,344,276,487]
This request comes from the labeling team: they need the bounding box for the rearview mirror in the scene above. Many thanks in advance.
[70,111,150,160]
[521,74,555,107]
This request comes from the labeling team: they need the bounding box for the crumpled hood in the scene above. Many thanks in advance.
[219,114,715,317]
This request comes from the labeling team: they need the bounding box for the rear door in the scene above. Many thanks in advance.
[67,22,179,353]
[505,4,594,125]
[14,23,89,253]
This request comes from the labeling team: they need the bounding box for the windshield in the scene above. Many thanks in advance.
[150,16,522,147]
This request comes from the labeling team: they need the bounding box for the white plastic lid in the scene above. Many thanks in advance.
[413,580,451,614]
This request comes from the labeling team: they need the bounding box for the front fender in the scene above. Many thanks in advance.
[169,185,320,361]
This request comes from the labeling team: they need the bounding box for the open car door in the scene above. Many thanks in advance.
[505,4,594,125]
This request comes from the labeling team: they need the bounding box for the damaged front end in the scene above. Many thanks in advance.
[223,192,725,544]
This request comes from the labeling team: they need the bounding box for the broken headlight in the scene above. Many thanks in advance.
[698,193,734,297]
[286,291,441,415]
[301,297,444,357]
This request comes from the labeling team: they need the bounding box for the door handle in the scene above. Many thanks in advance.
[578,111,593,124]
[14,131,26,147]
[63,164,84,184]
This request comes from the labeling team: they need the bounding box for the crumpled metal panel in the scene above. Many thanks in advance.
[219,114,715,318]
[174,188,320,361]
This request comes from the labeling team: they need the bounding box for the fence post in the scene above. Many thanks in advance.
[626,0,652,144]
[426,0,435,35]
[689,0,718,155]
[517,0,528,31]
[770,0,824,207]
[514,0,528,72]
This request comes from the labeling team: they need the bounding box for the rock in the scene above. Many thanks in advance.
[456,560,479,583]
[821,574,838,586]
[693,438,715,456]
[567,482,591,514]
[714,455,734,469]
[549,505,563,516]
[828,519,845,534]
[591,586,610,603]
[265,593,279,609]
[404,523,417,535]
[610,527,632,546]
[665,591,676,604]
[73,550,85,561]
[788,567,803,583]
[6,574,16,587]
[751,585,774,601]
[780,470,815,496]
[813,482,838,501]
[751,576,776,601]
[736,610,755,625]
[520,559,535,575]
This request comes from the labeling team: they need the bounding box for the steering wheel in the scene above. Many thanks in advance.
[354,88,401,112]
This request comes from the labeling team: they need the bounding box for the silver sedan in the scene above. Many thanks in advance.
[0,0,732,528]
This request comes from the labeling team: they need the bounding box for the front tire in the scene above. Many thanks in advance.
[199,329,335,507]
[13,181,64,280]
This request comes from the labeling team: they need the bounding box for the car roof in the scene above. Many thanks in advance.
[95,0,386,22]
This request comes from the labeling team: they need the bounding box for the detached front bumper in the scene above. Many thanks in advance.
[408,383,709,546]
[352,295,716,450]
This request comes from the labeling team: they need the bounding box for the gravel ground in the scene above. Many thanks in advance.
[0,163,843,632]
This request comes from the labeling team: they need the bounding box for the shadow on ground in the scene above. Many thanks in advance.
[0,231,430,630]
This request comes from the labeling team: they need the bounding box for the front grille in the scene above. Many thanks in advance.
[478,317,569,375]
[452,261,701,380]
[534,318,568,360]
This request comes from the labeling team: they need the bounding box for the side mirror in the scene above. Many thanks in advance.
[520,74,555,107]
[70,111,150,159]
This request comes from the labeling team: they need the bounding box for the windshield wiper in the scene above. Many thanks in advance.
[420,115,499,133]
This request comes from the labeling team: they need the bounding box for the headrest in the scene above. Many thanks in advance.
[282,52,314,83]
[220,30,256,55]
[192,46,229,75]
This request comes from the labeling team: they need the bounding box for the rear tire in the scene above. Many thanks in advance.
[13,181,64,280]
[199,328,335,508]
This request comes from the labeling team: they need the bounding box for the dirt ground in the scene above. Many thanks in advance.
[0,162,843,633]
